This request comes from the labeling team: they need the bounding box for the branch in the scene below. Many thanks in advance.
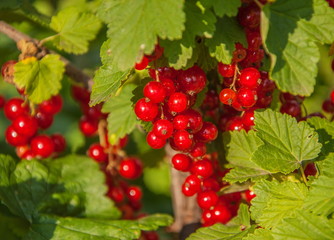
[0,20,93,89]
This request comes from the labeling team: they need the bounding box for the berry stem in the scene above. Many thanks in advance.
[300,163,308,185]
[98,119,107,148]
[231,65,239,91]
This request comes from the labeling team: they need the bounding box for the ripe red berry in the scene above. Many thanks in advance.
[217,63,236,78]
[197,190,219,209]
[168,92,188,113]
[183,109,203,133]
[160,78,176,96]
[244,190,256,203]
[202,177,220,192]
[82,104,104,120]
[237,87,257,108]
[182,174,202,196]
[280,100,301,117]
[5,125,29,146]
[143,81,166,103]
[226,117,245,131]
[178,66,207,95]
[172,153,192,172]
[34,110,54,129]
[71,85,90,104]
[322,99,334,113]
[304,163,317,177]
[21,149,35,160]
[237,3,261,29]
[194,122,218,143]
[152,119,173,139]
[88,143,107,162]
[212,204,232,224]
[4,98,29,120]
[30,135,55,158]
[126,186,142,202]
[107,186,125,203]
[172,130,193,151]
[38,95,63,115]
[239,67,260,89]
[12,114,38,137]
[173,114,189,130]
[189,142,207,158]
[51,134,66,153]
[242,110,255,128]
[146,131,166,149]
[191,159,214,178]
[220,88,237,105]
[119,157,143,179]
[246,30,262,50]
[134,98,159,121]
[79,116,98,136]
[148,67,178,81]
[135,56,149,70]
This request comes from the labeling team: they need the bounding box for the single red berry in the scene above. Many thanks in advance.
[191,159,214,178]
[107,186,125,203]
[142,231,159,240]
[219,88,237,105]
[12,114,38,137]
[71,85,90,104]
[152,119,173,139]
[30,135,55,158]
[173,114,189,130]
[51,134,66,153]
[237,87,257,108]
[194,122,218,143]
[217,63,236,78]
[202,177,220,192]
[172,130,193,150]
[189,142,207,158]
[119,157,143,179]
[82,104,104,119]
[168,92,188,113]
[88,143,107,162]
[39,95,63,115]
[226,117,245,131]
[223,77,234,88]
[280,100,301,117]
[143,81,166,103]
[183,109,203,133]
[242,110,255,128]
[160,78,176,96]
[239,67,260,89]
[232,43,247,63]
[322,99,334,113]
[246,30,262,50]
[177,66,207,94]
[4,98,29,120]
[79,115,98,136]
[21,149,35,160]
[35,111,54,129]
[244,190,256,203]
[5,125,29,146]
[232,99,245,111]
[16,145,30,158]
[134,98,159,121]
[202,209,215,227]
[135,56,149,70]
[304,163,317,177]
[146,131,166,149]
[256,92,273,108]
[126,186,142,202]
[197,190,219,209]
[258,71,276,92]
[212,204,232,224]
[172,153,192,172]
[182,174,202,196]
[237,3,261,29]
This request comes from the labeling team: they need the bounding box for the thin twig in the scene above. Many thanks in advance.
[0,20,93,90]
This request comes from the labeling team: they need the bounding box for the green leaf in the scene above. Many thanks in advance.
[251,110,321,174]
[187,224,255,240]
[229,203,251,227]
[102,84,138,144]
[0,204,29,239]
[223,130,270,183]
[250,180,308,228]
[97,0,185,70]
[262,0,334,96]
[200,0,242,17]
[91,64,132,106]
[205,16,246,64]
[272,210,334,240]
[143,162,171,196]
[25,214,173,240]
[50,7,102,54]
[0,0,21,9]
[13,55,65,104]
[243,228,273,240]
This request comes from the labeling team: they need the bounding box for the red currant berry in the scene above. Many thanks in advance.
[143,81,166,103]
[4,98,29,120]
[21,149,35,160]
[242,110,255,128]
[280,100,301,117]
[202,177,220,192]
[146,131,166,149]
[148,67,178,81]
[16,145,29,158]
[152,119,173,139]
[183,109,203,133]
[177,66,207,94]
[135,56,149,70]
[5,125,29,146]
[182,174,202,196]
[322,99,334,113]
[71,85,90,104]
[38,95,63,115]
[219,88,236,105]
[82,104,104,119]
[237,3,260,29]
[194,122,218,143]
[217,63,236,78]
[30,135,55,158]
[173,114,189,130]
[51,134,66,153]
[172,130,193,150]
[119,157,143,179]
[79,115,98,136]
[237,87,257,108]
[12,114,38,137]
[280,92,304,104]
[88,143,107,162]
[304,163,317,177]
[35,110,54,129]
[233,43,247,63]
[134,98,159,121]
[107,186,125,203]
[189,142,207,158]
[126,186,142,202]
[226,117,244,131]
[239,67,260,89]
[212,204,232,224]
[191,159,214,178]
[232,100,245,111]
[202,209,215,227]
[168,92,188,113]
[246,30,262,50]
[244,190,256,203]
[197,190,219,209]
[160,78,176,96]
[172,153,192,172]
